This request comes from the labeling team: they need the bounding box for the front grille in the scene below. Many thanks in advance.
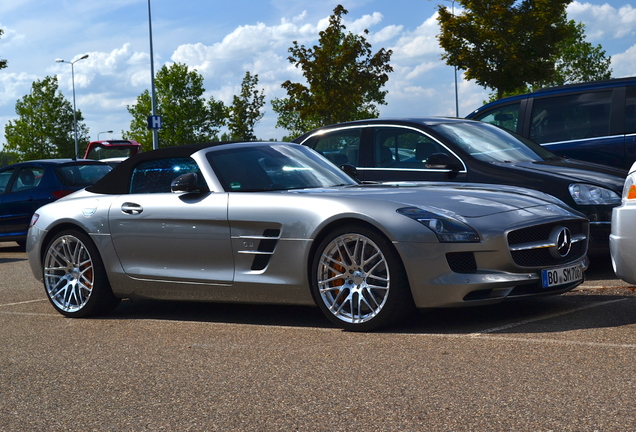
[508,220,588,267]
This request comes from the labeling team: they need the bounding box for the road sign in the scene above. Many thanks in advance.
[147,115,162,130]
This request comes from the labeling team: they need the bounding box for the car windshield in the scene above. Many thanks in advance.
[86,145,137,160]
[206,144,358,192]
[54,164,112,187]
[430,122,560,163]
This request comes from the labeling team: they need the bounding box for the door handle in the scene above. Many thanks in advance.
[121,202,143,215]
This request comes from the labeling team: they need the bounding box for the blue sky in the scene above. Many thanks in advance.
[0,0,635,146]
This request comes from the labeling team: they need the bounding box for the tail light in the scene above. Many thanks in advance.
[52,190,74,199]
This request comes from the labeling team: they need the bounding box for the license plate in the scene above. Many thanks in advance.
[541,262,584,288]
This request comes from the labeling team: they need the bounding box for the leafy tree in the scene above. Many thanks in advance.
[483,20,613,102]
[0,29,7,71]
[437,0,571,99]
[124,62,226,150]
[4,76,89,160]
[542,20,612,87]
[0,151,17,168]
[272,5,393,137]
[227,71,265,141]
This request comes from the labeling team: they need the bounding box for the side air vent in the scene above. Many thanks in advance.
[238,229,282,271]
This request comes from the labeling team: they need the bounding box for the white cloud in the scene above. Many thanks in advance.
[611,45,636,77]
[567,1,636,40]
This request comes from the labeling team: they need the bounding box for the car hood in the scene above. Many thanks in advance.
[496,159,626,192]
[298,182,579,219]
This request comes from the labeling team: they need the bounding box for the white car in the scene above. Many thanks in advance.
[610,161,636,284]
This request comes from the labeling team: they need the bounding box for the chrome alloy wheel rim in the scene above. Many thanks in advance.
[44,235,95,313]
[317,234,390,324]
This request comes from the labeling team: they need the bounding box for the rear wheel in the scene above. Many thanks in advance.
[42,230,120,317]
[311,224,414,331]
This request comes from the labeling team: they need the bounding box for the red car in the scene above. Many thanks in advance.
[84,139,142,163]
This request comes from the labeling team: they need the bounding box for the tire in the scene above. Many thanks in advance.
[311,224,414,331]
[42,230,120,318]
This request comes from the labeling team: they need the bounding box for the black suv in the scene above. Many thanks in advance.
[466,77,636,169]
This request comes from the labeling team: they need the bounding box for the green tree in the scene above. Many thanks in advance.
[0,151,17,168]
[542,20,612,87]
[227,71,265,141]
[4,76,89,160]
[124,62,226,150]
[437,0,571,99]
[272,4,393,137]
[0,29,7,71]
[484,20,613,102]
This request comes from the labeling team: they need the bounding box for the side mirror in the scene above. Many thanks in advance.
[171,173,208,193]
[425,153,460,171]
[340,163,360,181]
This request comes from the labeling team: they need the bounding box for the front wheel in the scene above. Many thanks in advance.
[42,230,120,317]
[311,225,414,331]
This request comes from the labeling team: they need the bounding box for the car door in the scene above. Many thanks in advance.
[625,85,636,166]
[0,167,16,235]
[526,89,625,167]
[362,126,467,182]
[108,157,234,285]
[1,166,46,237]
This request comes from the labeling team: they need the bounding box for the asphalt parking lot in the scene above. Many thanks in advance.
[1,241,634,431]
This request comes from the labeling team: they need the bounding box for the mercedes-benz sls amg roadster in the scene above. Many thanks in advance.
[27,142,589,331]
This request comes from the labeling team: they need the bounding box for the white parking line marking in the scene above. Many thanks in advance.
[466,334,636,349]
[0,299,47,307]
[471,298,629,335]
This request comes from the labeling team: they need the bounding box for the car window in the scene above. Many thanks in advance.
[530,91,612,144]
[626,85,636,134]
[130,157,206,194]
[471,102,521,134]
[54,164,112,187]
[207,145,356,192]
[431,122,559,163]
[311,128,362,166]
[0,168,15,194]
[10,167,44,193]
[372,127,459,168]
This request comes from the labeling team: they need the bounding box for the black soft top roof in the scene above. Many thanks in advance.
[87,142,222,194]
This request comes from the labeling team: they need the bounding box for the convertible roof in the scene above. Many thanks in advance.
[87,142,224,194]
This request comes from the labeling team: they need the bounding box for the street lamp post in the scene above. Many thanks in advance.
[97,130,113,141]
[432,0,460,117]
[56,54,89,159]
[446,0,459,117]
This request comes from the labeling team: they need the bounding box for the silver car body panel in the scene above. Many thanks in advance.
[610,161,636,284]
[28,143,589,309]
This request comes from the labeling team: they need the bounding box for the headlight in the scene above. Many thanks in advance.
[569,183,620,205]
[397,207,480,243]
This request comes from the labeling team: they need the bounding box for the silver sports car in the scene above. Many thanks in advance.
[27,142,589,331]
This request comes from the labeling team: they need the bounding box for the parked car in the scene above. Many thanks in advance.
[84,139,141,162]
[27,141,588,331]
[466,77,636,169]
[0,159,111,246]
[293,117,626,256]
[610,161,636,284]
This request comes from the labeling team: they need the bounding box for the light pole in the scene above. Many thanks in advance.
[56,54,89,159]
[97,130,113,141]
[148,0,159,150]
[445,0,459,117]
[432,0,459,117]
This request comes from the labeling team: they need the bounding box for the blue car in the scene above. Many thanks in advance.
[466,77,636,169]
[0,159,111,247]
